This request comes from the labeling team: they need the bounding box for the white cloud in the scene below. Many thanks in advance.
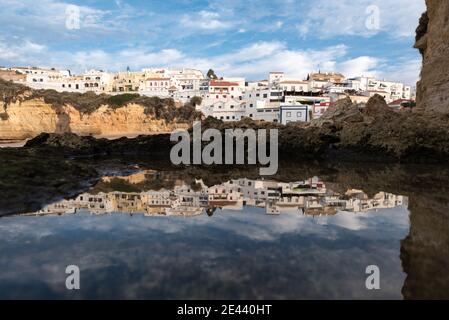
[294,0,426,39]
[337,56,380,79]
[0,39,47,63]
[379,58,422,86]
[0,37,420,85]
[0,0,108,28]
[181,10,232,31]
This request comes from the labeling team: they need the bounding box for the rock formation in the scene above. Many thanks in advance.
[0,79,200,141]
[415,0,449,114]
[0,100,190,141]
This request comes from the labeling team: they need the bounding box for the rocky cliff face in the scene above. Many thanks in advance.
[0,99,190,140]
[0,80,199,141]
[415,0,449,114]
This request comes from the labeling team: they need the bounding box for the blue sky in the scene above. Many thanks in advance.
[0,0,426,85]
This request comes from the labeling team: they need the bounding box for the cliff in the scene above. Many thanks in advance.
[0,79,201,141]
[415,0,449,114]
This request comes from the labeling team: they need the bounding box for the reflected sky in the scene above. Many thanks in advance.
[0,202,409,299]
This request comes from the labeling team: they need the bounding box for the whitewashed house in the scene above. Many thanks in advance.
[279,103,312,124]
[202,98,246,121]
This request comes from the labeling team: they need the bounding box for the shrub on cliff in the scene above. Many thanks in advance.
[30,90,110,113]
[107,93,140,107]
[134,96,202,123]
[0,79,30,107]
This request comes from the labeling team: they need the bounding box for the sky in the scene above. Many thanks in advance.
[0,0,426,85]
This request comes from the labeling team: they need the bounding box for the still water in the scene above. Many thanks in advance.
[0,164,448,299]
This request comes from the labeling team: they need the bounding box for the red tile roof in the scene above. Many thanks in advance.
[210,80,239,87]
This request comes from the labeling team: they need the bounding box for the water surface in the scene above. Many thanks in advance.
[0,164,448,299]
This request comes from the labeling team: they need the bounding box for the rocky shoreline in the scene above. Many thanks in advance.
[13,93,449,163]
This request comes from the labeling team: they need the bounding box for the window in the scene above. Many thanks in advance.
[286,112,291,117]
[263,94,268,98]
[297,111,302,117]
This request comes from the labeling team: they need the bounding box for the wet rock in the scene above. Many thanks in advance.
[0,147,98,216]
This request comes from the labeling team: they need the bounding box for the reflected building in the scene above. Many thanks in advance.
[24,173,407,218]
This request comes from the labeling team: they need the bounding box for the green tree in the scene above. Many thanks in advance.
[190,96,202,107]
[207,69,218,80]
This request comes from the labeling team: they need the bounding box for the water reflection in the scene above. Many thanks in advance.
[1,164,449,300]
[0,170,416,299]
[22,171,407,218]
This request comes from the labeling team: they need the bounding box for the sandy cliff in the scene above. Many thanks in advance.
[415,0,449,114]
[0,99,190,140]
[0,82,199,141]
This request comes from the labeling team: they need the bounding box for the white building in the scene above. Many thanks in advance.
[268,72,285,84]
[280,80,309,92]
[279,103,312,125]
[251,103,280,122]
[348,76,412,102]
[201,98,246,121]
[284,95,331,119]
[18,67,113,93]
[208,79,243,99]
[140,77,172,97]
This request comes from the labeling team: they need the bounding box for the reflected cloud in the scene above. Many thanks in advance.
[0,168,412,299]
